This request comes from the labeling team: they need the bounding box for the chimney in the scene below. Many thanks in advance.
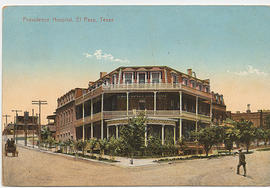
[100,72,107,79]
[204,79,210,84]
[88,81,95,87]
[187,69,192,76]
[246,104,251,113]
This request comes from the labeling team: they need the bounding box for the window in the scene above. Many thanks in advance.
[198,84,202,91]
[139,73,145,83]
[191,81,196,88]
[172,74,178,84]
[152,73,160,83]
[112,74,117,85]
[125,73,132,84]
[205,87,209,93]
[183,78,188,86]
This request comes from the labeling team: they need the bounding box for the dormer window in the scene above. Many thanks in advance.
[205,87,209,93]
[125,72,133,84]
[191,80,196,88]
[112,74,117,85]
[182,78,188,86]
[152,72,160,83]
[138,73,146,84]
[198,84,202,91]
[220,95,224,104]
[172,74,178,84]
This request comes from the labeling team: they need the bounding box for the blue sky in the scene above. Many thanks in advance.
[2,6,270,124]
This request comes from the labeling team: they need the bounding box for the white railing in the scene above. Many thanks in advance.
[103,83,182,91]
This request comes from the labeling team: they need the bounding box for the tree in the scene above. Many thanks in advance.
[88,138,98,156]
[223,124,239,153]
[119,112,146,159]
[98,139,108,157]
[265,115,270,129]
[265,129,270,145]
[235,120,256,153]
[41,126,51,142]
[147,136,162,156]
[64,139,74,154]
[191,126,223,157]
[177,137,188,155]
[76,139,87,156]
[107,137,118,160]
[255,128,265,146]
[47,136,56,151]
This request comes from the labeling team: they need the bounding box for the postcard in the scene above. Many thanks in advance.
[2,4,270,186]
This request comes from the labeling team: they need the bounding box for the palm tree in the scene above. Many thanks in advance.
[98,139,108,158]
[88,138,98,157]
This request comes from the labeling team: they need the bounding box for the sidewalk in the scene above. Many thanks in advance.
[16,141,159,167]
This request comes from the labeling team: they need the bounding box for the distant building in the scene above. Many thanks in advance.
[227,105,270,128]
[55,88,87,141]
[45,114,56,139]
[55,66,226,144]
[2,115,38,135]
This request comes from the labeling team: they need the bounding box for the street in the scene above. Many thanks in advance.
[2,145,270,186]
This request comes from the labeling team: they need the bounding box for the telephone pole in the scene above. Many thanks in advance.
[2,114,11,128]
[11,110,22,144]
[32,100,47,146]
[32,109,35,148]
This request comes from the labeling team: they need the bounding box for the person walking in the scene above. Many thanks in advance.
[237,148,246,177]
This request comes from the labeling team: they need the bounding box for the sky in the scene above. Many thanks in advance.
[2,6,270,126]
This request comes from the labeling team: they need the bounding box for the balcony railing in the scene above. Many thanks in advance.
[75,83,212,105]
[103,83,182,91]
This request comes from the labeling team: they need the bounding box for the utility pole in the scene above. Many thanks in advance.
[11,110,22,144]
[32,100,47,147]
[2,114,11,129]
[24,111,29,146]
[32,109,35,148]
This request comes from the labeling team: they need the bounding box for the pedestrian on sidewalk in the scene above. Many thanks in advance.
[237,148,246,177]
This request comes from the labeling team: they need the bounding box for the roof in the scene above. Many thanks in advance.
[92,65,210,85]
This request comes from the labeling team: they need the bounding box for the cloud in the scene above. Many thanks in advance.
[83,49,130,64]
[228,65,268,76]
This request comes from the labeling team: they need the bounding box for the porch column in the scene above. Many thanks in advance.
[174,126,176,144]
[154,91,157,115]
[116,125,119,138]
[179,91,182,114]
[210,98,213,124]
[91,98,93,120]
[179,118,182,139]
[101,93,104,139]
[196,96,198,133]
[91,123,93,138]
[82,101,85,141]
[196,95,198,116]
[126,92,129,116]
[107,126,109,139]
[162,124,165,145]
[145,124,147,146]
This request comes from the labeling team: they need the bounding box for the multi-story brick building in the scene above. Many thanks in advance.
[55,88,87,141]
[227,105,270,128]
[55,66,226,144]
[212,92,226,125]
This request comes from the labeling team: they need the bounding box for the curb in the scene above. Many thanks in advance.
[17,144,158,168]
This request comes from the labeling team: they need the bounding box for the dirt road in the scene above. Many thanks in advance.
[2,146,270,186]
